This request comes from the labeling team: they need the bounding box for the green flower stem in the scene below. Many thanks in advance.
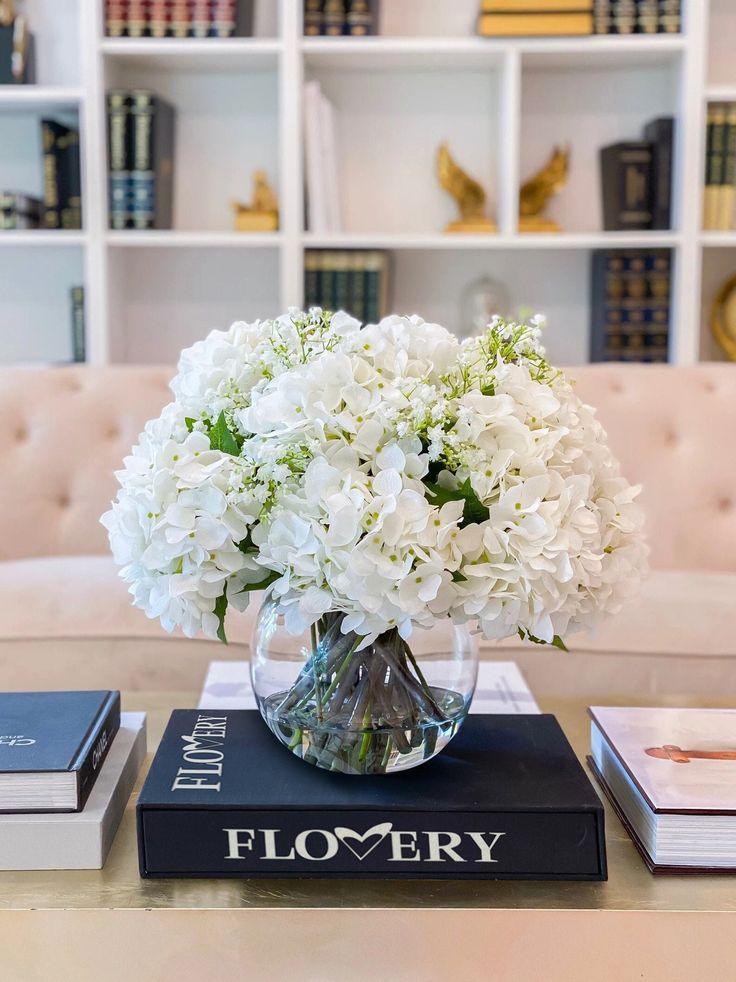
[266,616,462,774]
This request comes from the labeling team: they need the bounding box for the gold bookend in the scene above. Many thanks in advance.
[519,146,569,233]
[232,170,279,232]
[437,142,496,234]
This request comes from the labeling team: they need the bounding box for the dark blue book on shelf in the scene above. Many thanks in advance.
[0,690,120,813]
[137,710,607,880]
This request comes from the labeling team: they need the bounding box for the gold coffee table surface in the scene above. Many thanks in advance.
[1,687,734,914]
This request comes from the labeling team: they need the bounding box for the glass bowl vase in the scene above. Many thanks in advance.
[250,592,478,775]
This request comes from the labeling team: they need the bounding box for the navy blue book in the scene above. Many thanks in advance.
[137,711,607,880]
[0,691,120,813]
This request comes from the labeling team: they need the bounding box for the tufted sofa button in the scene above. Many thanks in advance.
[719,497,733,513]
[58,493,71,509]
[15,427,27,443]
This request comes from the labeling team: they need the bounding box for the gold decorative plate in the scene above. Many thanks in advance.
[711,274,736,360]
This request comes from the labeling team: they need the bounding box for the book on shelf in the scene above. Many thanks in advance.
[70,285,85,363]
[590,248,671,363]
[0,15,35,83]
[107,90,176,230]
[137,710,606,879]
[304,250,391,324]
[592,0,680,33]
[600,141,654,231]
[478,12,594,36]
[303,79,341,234]
[589,706,736,873]
[0,712,146,871]
[107,90,133,230]
[41,120,83,231]
[703,102,736,232]
[0,691,120,813]
[105,0,254,37]
[642,117,673,231]
[0,192,42,230]
[304,1,379,36]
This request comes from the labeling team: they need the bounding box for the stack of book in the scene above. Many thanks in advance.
[304,250,391,324]
[589,707,736,873]
[0,192,42,230]
[304,79,341,235]
[41,119,82,230]
[0,691,146,870]
[107,90,176,230]
[590,248,671,362]
[303,1,379,36]
[478,1,594,37]
[593,0,680,33]
[703,103,736,231]
[105,0,253,38]
[600,116,674,231]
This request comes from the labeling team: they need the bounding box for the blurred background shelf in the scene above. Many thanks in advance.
[0,87,84,111]
[0,0,732,367]
[100,38,282,72]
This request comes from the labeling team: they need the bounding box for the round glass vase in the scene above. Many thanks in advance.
[250,593,479,776]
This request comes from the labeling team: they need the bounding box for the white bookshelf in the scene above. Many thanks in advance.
[1,0,734,366]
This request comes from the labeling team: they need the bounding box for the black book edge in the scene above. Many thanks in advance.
[130,91,176,230]
[40,119,68,230]
[587,756,736,875]
[58,127,82,231]
[642,116,673,230]
[107,90,132,230]
[589,249,608,362]
[599,142,653,231]
[73,691,121,812]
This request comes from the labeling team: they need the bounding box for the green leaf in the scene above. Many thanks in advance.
[184,417,196,433]
[209,411,240,456]
[423,478,490,527]
[518,628,568,652]
[235,569,281,593]
[214,589,228,645]
[451,570,467,583]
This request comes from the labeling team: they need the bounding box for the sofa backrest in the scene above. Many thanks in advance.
[0,366,172,562]
[0,363,734,571]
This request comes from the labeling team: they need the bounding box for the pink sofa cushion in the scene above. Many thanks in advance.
[1,363,735,571]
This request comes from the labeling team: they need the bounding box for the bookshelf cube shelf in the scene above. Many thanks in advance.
[520,59,680,235]
[103,61,279,232]
[0,1,727,367]
[0,245,84,364]
[15,0,82,86]
[307,66,501,235]
[106,246,280,363]
[391,247,593,364]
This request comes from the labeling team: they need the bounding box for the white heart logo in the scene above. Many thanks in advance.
[334,822,393,861]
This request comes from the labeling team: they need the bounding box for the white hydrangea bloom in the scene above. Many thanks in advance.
[102,309,647,646]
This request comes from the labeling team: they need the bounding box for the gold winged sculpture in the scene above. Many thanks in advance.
[519,146,570,233]
[437,142,496,233]
[231,169,279,232]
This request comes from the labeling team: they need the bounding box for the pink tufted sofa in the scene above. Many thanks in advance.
[0,363,734,693]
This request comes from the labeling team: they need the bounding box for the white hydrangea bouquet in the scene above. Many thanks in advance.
[103,310,645,774]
